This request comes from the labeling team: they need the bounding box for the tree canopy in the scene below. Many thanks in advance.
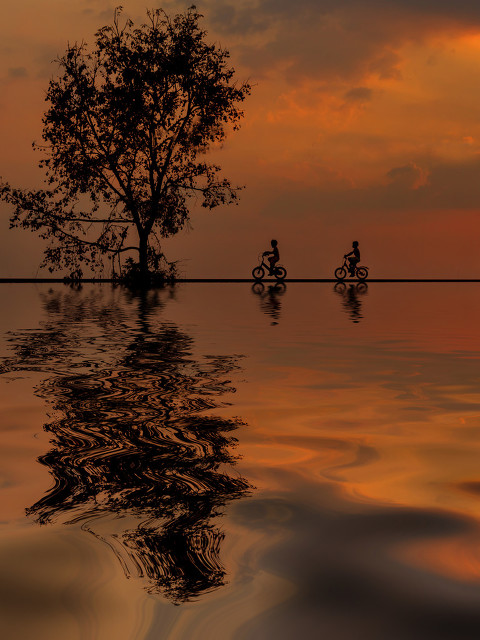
[1,6,250,281]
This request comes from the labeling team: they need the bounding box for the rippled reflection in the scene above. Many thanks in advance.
[251,282,286,324]
[1,287,251,602]
[333,282,368,323]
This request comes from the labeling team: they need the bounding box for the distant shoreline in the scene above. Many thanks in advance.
[1,278,480,284]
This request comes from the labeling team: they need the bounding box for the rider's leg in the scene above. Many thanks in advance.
[268,257,276,274]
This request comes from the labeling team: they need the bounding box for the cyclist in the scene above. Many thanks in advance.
[263,239,279,274]
[344,241,360,276]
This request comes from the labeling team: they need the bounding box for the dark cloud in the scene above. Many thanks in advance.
[256,156,480,220]
[355,156,480,212]
[209,0,480,35]
[8,67,27,78]
[368,50,402,80]
[457,481,480,496]
[344,87,373,102]
[386,163,424,189]
[377,0,480,21]
[209,1,269,35]
[205,0,480,84]
[422,159,480,208]
[33,44,64,79]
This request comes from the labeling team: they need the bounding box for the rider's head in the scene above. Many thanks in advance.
[271,239,278,247]
[352,241,359,248]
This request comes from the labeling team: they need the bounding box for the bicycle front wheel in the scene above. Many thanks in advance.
[252,282,265,294]
[356,267,368,281]
[274,266,287,281]
[335,267,347,281]
[252,266,265,281]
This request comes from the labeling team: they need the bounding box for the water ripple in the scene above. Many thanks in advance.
[1,288,251,603]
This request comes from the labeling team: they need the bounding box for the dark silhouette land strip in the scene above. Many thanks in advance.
[2,278,480,284]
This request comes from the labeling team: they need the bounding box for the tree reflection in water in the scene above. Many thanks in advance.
[1,287,251,603]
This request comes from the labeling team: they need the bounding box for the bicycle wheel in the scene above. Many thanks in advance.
[274,266,287,281]
[335,267,347,281]
[356,267,368,281]
[334,282,346,293]
[252,266,265,281]
[356,282,368,293]
[252,282,265,294]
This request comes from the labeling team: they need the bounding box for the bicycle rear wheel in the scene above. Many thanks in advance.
[252,266,265,281]
[274,266,287,281]
[335,267,347,281]
[356,267,368,281]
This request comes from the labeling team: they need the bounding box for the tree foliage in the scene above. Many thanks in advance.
[1,6,250,280]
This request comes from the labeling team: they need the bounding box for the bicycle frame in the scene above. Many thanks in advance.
[259,257,276,273]
[335,257,368,281]
[341,257,362,273]
[252,254,287,281]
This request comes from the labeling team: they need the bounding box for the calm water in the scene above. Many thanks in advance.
[2,282,480,639]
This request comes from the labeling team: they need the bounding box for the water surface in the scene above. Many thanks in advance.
[2,282,480,639]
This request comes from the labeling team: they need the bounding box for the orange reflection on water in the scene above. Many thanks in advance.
[398,535,480,583]
[3,282,480,638]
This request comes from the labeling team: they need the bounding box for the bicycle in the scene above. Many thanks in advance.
[334,281,368,294]
[252,254,287,282]
[334,256,368,282]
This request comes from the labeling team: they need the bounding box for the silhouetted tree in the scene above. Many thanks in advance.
[0,7,250,282]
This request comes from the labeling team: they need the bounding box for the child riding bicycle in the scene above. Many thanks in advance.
[263,239,279,274]
[344,241,360,276]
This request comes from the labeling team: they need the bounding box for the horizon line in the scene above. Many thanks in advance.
[1,278,480,284]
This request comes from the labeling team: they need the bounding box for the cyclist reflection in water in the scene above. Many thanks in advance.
[252,282,286,325]
[263,239,279,274]
[334,282,368,324]
[344,241,360,276]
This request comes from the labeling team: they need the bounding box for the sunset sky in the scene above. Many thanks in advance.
[2,1,480,278]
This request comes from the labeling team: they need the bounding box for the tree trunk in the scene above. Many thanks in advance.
[139,233,149,284]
